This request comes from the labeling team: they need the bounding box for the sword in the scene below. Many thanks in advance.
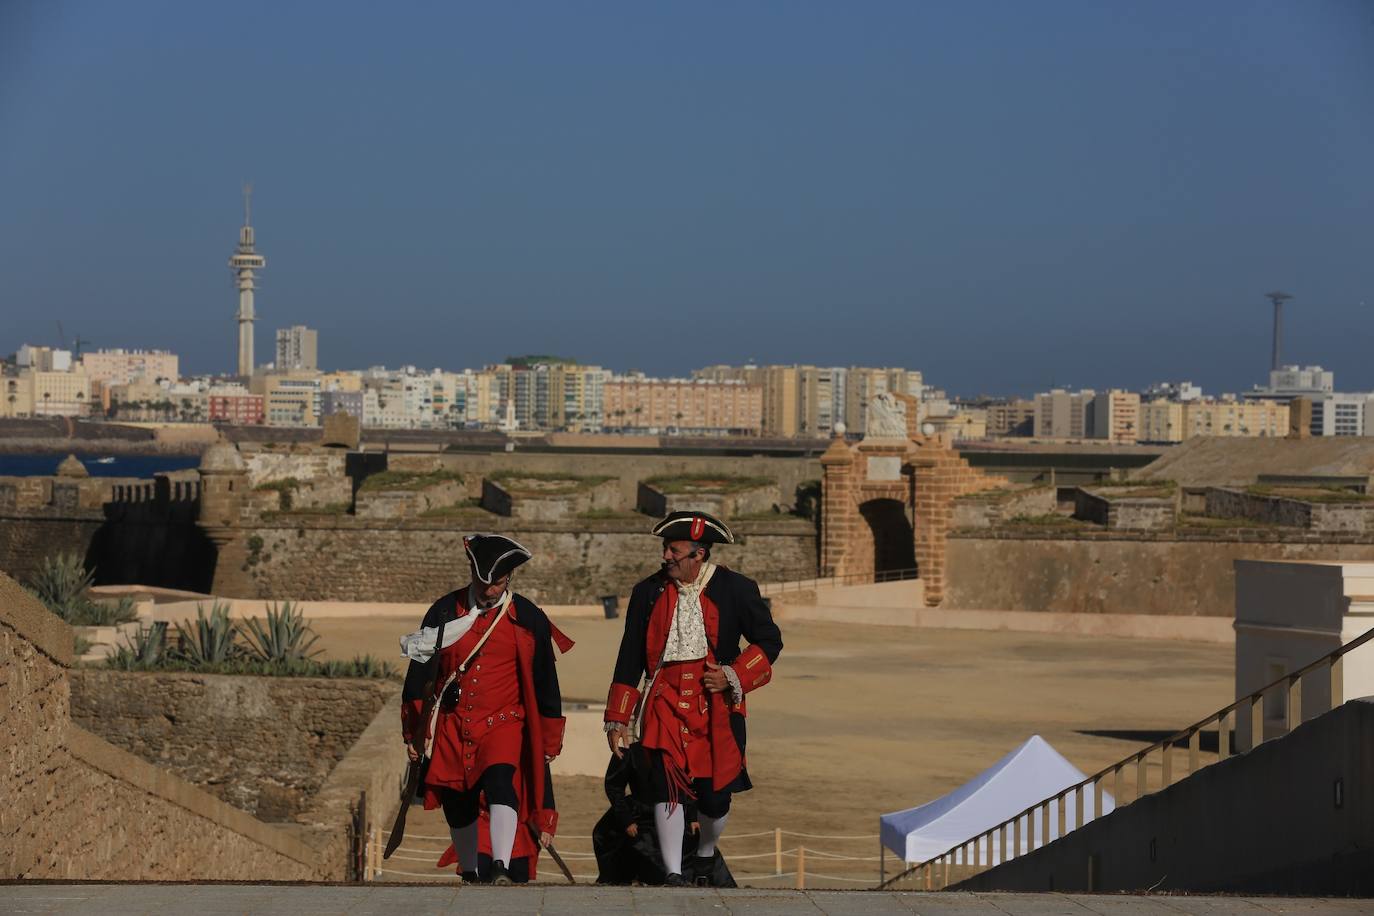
[531,823,576,884]
[384,758,423,859]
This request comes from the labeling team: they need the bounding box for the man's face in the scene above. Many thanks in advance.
[472,571,511,607]
[662,539,704,583]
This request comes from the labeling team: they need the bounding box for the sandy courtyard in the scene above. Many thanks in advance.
[312,615,1233,886]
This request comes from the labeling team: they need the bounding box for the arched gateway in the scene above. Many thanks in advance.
[819,394,1007,607]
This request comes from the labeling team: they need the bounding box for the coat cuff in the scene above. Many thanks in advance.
[542,715,566,759]
[605,683,640,725]
[401,698,424,743]
[730,644,773,694]
[538,808,559,836]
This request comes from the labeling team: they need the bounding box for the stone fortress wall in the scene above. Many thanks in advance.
[0,445,821,604]
[70,670,394,821]
[0,571,328,880]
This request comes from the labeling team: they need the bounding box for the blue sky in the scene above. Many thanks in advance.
[2,1,1371,396]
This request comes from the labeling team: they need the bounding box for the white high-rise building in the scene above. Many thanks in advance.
[228,185,266,377]
[275,326,318,372]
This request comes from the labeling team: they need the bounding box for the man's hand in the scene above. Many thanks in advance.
[607,724,629,758]
[539,831,554,848]
[690,821,700,835]
[702,662,730,693]
[405,742,420,763]
[625,823,639,838]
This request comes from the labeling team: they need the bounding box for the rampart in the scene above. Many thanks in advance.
[0,446,819,603]
[0,572,325,880]
[0,473,212,592]
[213,516,817,603]
[945,529,1374,618]
[70,670,394,821]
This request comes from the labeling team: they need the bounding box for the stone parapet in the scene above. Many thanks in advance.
[945,532,1374,618]
[1,570,326,880]
[71,671,393,821]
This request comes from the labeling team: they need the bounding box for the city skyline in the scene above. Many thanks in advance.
[2,2,1372,396]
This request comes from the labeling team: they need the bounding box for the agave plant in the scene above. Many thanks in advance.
[108,622,168,670]
[69,595,139,628]
[27,552,95,621]
[173,602,240,666]
[241,601,321,663]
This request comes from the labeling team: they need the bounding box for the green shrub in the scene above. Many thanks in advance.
[255,478,300,510]
[644,474,774,494]
[27,552,94,620]
[26,553,138,626]
[173,602,239,665]
[794,480,821,521]
[241,601,321,663]
[359,469,463,492]
[108,622,169,670]
[102,604,393,679]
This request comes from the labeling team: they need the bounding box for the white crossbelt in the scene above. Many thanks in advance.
[423,593,511,762]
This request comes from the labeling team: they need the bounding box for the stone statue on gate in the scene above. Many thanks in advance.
[864,392,909,439]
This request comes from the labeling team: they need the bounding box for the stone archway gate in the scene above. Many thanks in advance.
[819,431,1007,607]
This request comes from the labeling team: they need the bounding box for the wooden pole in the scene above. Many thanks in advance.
[775,828,783,875]
[796,846,806,889]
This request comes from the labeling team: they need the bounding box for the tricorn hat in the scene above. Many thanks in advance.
[652,510,734,546]
[463,534,532,584]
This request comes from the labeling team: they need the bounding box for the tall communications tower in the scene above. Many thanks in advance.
[229,184,266,377]
[1266,291,1293,371]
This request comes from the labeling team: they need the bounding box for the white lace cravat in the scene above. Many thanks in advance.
[661,563,715,664]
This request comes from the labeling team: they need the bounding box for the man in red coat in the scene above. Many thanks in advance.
[604,511,783,886]
[401,534,572,884]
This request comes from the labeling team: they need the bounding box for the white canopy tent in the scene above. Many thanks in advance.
[880,735,1115,866]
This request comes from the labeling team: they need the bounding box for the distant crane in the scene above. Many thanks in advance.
[1265,291,1293,371]
[54,321,93,357]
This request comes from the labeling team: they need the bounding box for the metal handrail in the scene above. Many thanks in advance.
[879,624,1374,890]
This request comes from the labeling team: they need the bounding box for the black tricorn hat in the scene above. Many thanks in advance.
[652,510,734,546]
[463,534,532,584]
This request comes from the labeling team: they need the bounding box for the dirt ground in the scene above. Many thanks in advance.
[312,615,1234,887]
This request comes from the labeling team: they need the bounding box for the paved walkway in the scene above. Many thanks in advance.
[1,885,1368,915]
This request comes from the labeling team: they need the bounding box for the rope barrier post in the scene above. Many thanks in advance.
[775,827,783,875]
[879,839,885,886]
[796,846,806,890]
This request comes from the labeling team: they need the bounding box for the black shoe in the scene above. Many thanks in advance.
[491,860,513,886]
[663,872,686,887]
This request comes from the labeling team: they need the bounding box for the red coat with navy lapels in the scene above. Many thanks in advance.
[604,565,783,791]
[402,587,572,862]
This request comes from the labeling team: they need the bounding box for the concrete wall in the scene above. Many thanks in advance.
[70,670,393,821]
[956,697,1374,895]
[945,531,1374,617]
[0,572,323,880]
[213,517,817,603]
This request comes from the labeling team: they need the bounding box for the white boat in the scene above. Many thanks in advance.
[94,456,116,464]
